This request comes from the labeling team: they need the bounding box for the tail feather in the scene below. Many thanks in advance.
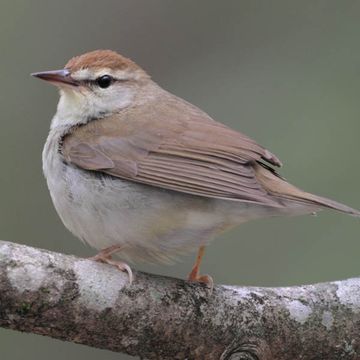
[282,191,360,217]
[254,163,360,217]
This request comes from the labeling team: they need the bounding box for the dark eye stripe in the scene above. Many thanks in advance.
[80,77,128,88]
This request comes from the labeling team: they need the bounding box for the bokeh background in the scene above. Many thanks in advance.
[1,1,360,359]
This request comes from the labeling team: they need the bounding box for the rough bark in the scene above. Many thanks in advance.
[0,240,359,359]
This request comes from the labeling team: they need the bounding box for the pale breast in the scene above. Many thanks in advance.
[43,128,277,264]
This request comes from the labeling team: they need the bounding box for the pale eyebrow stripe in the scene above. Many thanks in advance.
[72,69,133,82]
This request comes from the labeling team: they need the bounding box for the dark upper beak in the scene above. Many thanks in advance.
[31,69,78,87]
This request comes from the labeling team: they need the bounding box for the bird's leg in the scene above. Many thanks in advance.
[90,244,123,260]
[187,245,214,290]
[89,245,133,284]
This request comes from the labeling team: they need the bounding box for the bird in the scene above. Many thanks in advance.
[32,49,360,287]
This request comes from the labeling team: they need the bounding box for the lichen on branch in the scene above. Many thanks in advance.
[0,241,359,359]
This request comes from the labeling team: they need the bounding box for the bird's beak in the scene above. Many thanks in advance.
[31,69,79,87]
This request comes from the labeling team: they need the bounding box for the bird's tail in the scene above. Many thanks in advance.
[254,163,360,217]
[286,191,360,217]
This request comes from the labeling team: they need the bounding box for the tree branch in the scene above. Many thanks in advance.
[0,240,359,359]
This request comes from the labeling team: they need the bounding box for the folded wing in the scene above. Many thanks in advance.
[62,102,283,207]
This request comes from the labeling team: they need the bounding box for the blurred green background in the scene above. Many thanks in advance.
[1,1,360,359]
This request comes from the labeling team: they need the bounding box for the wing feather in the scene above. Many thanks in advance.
[62,100,282,207]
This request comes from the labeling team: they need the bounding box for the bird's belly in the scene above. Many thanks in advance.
[44,153,254,263]
[43,144,286,264]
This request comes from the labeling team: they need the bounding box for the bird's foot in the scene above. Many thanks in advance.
[89,245,133,284]
[187,245,214,292]
[187,267,214,292]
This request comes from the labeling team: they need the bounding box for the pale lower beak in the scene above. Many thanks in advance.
[31,69,78,87]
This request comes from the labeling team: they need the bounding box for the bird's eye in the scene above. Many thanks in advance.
[96,75,113,89]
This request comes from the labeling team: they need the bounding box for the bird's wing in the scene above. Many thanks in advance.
[62,103,283,207]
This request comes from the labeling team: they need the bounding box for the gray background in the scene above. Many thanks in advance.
[1,1,360,359]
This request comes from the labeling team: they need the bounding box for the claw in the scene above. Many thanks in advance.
[196,274,214,291]
[188,271,214,293]
[104,257,133,285]
[89,245,133,284]
[188,245,214,293]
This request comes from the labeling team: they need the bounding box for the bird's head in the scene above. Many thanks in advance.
[32,50,151,125]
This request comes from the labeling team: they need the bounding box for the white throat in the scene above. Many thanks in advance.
[51,86,134,129]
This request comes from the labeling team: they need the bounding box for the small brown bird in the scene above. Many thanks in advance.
[32,50,359,286]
